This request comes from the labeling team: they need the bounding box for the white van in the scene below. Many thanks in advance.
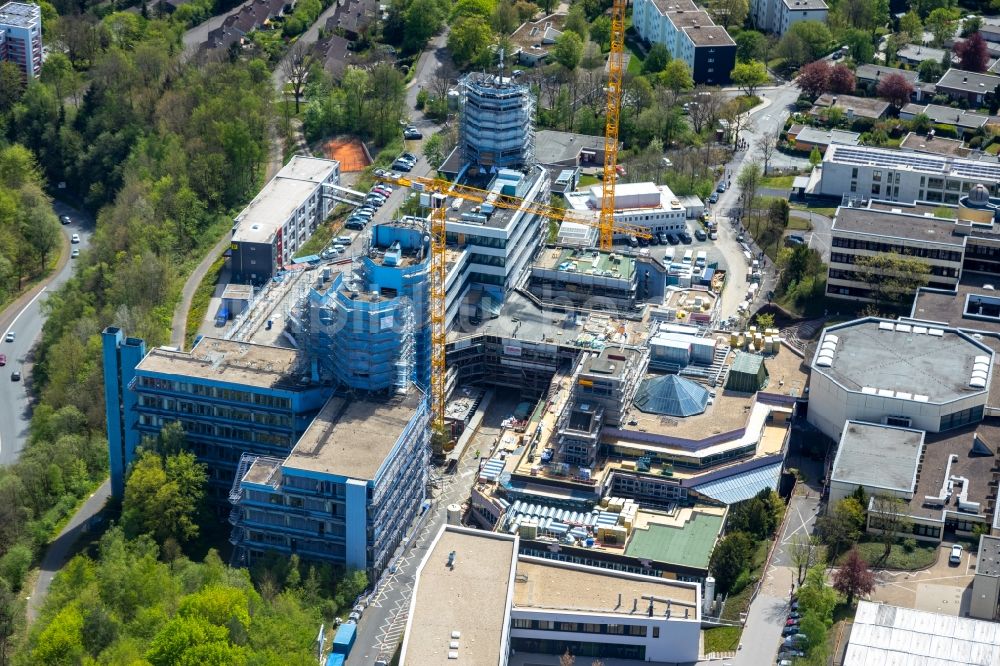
[664,248,675,262]
[696,250,707,267]
[683,249,694,265]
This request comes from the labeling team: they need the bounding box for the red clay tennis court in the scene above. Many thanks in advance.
[322,137,371,172]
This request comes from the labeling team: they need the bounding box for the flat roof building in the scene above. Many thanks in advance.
[844,601,1000,666]
[632,0,736,85]
[900,103,998,137]
[400,525,702,665]
[749,0,828,35]
[0,2,41,78]
[971,534,1000,620]
[900,131,971,158]
[818,143,1000,205]
[828,421,925,507]
[808,318,993,441]
[563,182,688,239]
[811,94,891,121]
[231,156,340,284]
[785,124,861,152]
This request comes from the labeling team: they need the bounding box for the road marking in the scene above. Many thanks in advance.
[2,287,47,340]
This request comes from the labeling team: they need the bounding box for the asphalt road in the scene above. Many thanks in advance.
[26,479,111,623]
[0,201,92,465]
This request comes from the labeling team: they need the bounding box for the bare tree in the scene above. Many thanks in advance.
[789,534,824,586]
[560,649,575,666]
[757,128,780,175]
[282,41,314,114]
[688,88,723,134]
[870,494,912,565]
[721,98,754,149]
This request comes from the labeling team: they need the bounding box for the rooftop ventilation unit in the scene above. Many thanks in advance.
[928,328,944,337]
[816,354,833,367]
[878,322,894,331]
[861,387,878,395]
[895,323,912,333]
[912,326,928,335]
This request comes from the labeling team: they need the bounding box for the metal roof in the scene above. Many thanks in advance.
[634,375,710,417]
[691,462,783,504]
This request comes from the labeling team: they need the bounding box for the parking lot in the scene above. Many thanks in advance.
[869,541,975,616]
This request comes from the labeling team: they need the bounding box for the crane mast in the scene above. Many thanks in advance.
[599,0,628,251]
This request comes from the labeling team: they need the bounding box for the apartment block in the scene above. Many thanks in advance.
[229,390,429,577]
[749,0,827,35]
[231,156,340,284]
[631,0,735,85]
[0,2,41,78]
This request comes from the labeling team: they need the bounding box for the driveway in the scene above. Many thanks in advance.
[797,210,833,263]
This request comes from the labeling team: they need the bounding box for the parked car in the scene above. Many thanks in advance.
[781,625,800,636]
[778,649,805,658]
[4,332,14,343]
[658,232,669,244]
[10,368,20,382]
[694,228,707,241]
[0,353,5,366]
[71,233,80,244]
[679,232,693,244]
[59,215,71,225]
[710,231,718,240]
[667,234,680,245]
[708,193,719,204]
[372,186,392,196]
[783,633,807,646]
[392,160,413,172]
[716,183,727,193]
[403,127,422,140]
[71,248,80,259]
[345,220,366,230]
[950,543,964,564]
[786,234,806,246]
[785,618,799,626]
[401,152,417,162]
[336,236,352,245]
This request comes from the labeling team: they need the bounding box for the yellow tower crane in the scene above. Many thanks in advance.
[374,172,650,434]
[599,0,628,251]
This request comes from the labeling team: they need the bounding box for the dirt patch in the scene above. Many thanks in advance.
[322,136,371,172]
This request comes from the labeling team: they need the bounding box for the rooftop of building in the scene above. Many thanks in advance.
[509,12,565,55]
[284,390,422,480]
[844,601,1000,666]
[564,181,686,214]
[901,103,994,129]
[855,64,919,83]
[534,129,607,165]
[683,24,735,46]
[813,94,890,119]
[789,124,861,146]
[831,421,925,493]
[233,156,339,244]
[243,456,283,486]
[447,167,545,231]
[910,279,1000,336]
[831,204,966,246]
[937,68,1000,93]
[532,246,636,280]
[221,283,254,300]
[904,420,1000,520]
[813,317,993,404]
[650,0,696,16]
[0,1,40,26]
[513,558,699,616]
[623,509,723,569]
[401,527,515,666]
[137,337,304,389]
[900,131,971,157]
[781,0,827,9]
[978,534,1000,577]
[897,43,947,62]
[580,345,644,380]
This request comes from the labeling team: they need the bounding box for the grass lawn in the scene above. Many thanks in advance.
[184,253,226,348]
[703,626,742,653]
[837,539,938,570]
[296,210,347,257]
[986,143,1000,155]
[790,202,838,218]
[761,174,795,188]
[787,215,813,231]
[627,50,643,74]
[578,174,600,188]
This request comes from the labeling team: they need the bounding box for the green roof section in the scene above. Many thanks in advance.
[543,248,636,280]
[624,512,724,569]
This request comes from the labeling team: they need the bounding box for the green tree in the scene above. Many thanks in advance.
[817,497,866,559]
[563,3,589,41]
[590,16,611,49]
[926,7,959,47]
[735,30,766,63]
[0,62,26,114]
[404,0,446,52]
[854,252,931,306]
[778,20,832,68]
[809,146,822,167]
[423,133,445,167]
[899,10,923,41]
[731,59,768,96]
[0,578,19,666]
[642,42,671,74]
[917,59,942,83]
[658,59,694,99]
[448,16,494,67]
[709,531,755,593]
[553,31,583,70]
[708,0,747,30]
[870,494,913,563]
[842,28,875,65]
[122,449,207,546]
[453,0,495,19]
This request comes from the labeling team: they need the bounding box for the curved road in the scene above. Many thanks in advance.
[0,201,92,465]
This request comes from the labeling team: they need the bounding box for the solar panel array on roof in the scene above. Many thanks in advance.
[828,144,1000,181]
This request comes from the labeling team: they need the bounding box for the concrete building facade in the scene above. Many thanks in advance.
[230,156,341,284]
[749,0,827,35]
[0,2,41,78]
[631,0,736,85]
